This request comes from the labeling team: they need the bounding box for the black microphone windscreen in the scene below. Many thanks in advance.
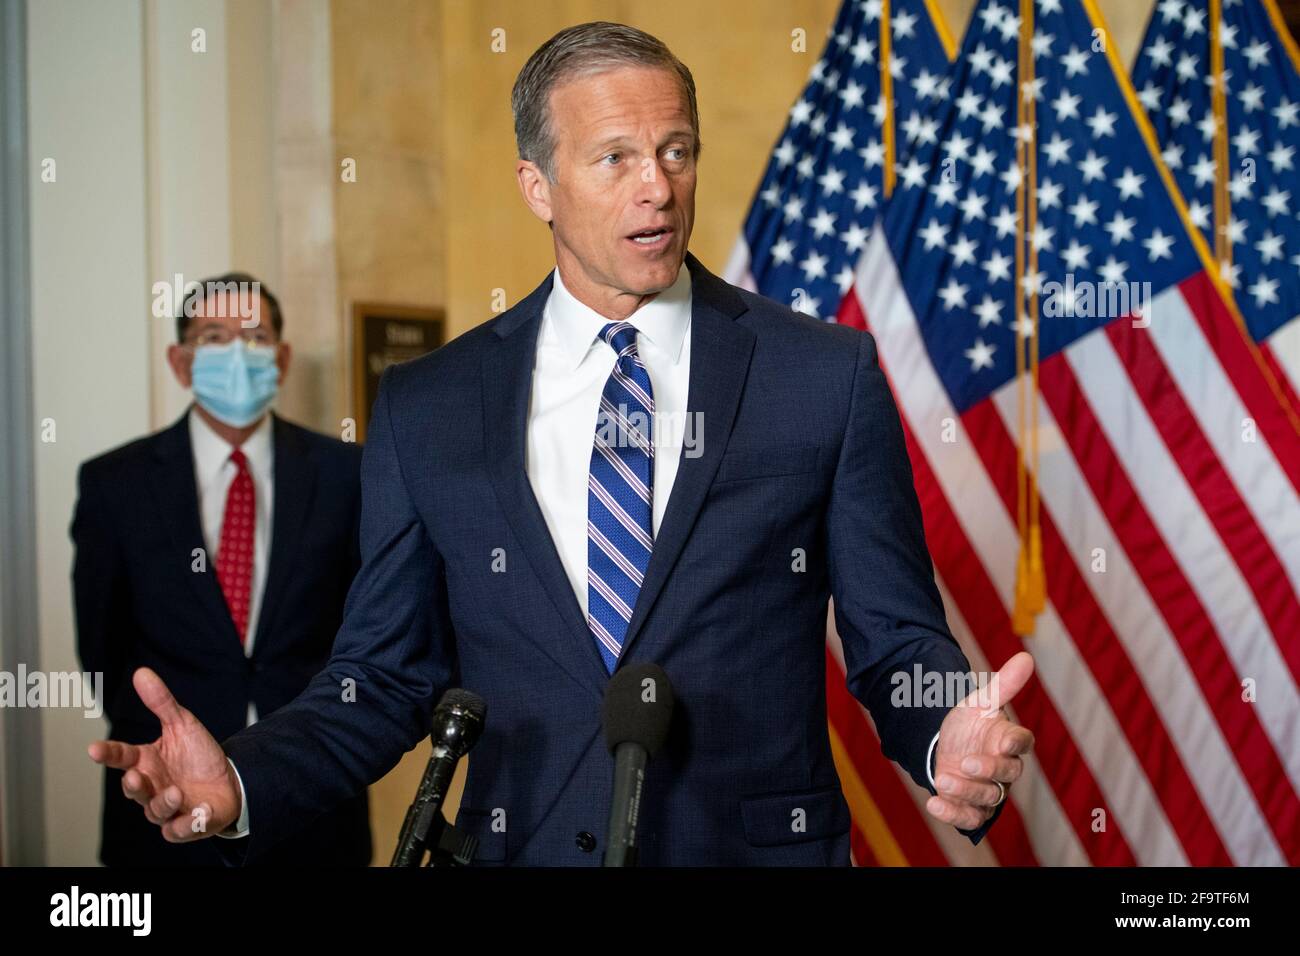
[432,688,487,753]
[436,688,487,723]
[603,664,675,756]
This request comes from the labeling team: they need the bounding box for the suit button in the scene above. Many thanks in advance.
[575,831,596,852]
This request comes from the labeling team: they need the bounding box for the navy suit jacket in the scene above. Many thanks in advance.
[72,412,372,866]
[222,252,1002,865]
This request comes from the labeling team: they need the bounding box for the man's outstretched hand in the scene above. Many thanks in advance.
[926,651,1035,832]
[87,667,242,842]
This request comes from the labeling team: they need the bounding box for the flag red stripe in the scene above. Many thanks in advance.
[1260,341,1300,419]
[850,825,875,867]
[1040,351,1300,864]
[891,403,1137,865]
[1106,319,1300,685]
[1177,273,1300,493]
[825,652,952,866]
[962,399,1233,865]
[836,291,869,330]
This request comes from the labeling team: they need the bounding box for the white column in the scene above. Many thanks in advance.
[27,0,153,865]
[143,0,235,428]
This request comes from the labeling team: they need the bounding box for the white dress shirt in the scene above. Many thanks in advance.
[189,407,272,726]
[526,262,693,617]
[222,261,946,840]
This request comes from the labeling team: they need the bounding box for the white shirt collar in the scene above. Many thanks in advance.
[188,406,273,480]
[545,261,692,372]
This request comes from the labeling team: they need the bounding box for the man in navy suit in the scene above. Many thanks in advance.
[74,274,371,866]
[90,22,1034,866]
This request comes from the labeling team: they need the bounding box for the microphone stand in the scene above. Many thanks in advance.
[391,689,487,868]
[391,742,480,867]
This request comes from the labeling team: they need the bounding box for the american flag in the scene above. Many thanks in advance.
[725,0,956,312]
[729,0,1300,866]
[1132,0,1300,411]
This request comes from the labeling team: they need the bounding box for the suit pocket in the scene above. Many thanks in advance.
[713,443,820,484]
[453,806,508,864]
[739,784,850,847]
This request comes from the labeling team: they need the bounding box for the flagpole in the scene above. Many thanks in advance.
[1210,0,1232,273]
[1012,0,1042,636]
[881,0,896,201]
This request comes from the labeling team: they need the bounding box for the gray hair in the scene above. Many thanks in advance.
[511,21,702,184]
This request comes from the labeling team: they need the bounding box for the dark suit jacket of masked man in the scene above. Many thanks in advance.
[73,411,373,866]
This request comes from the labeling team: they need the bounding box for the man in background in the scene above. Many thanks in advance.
[72,272,372,866]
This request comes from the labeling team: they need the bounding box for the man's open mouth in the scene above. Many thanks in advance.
[626,227,672,246]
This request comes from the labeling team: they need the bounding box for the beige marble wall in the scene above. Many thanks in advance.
[271,0,343,430]
[331,0,444,424]
[227,0,278,293]
[328,0,447,863]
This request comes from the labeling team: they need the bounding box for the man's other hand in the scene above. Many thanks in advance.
[927,651,1035,831]
[87,667,241,842]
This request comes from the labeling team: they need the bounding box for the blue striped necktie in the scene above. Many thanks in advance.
[587,321,655,674]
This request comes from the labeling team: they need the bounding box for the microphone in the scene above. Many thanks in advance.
[602,663,675,867]
[390,688,487,867]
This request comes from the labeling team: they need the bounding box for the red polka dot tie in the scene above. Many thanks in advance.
[216,448,255,644]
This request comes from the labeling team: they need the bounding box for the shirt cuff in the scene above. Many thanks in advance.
[926,730,941,791]
[215,757,250,839]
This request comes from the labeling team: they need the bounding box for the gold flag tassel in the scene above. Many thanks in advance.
[1012,0,1043,634]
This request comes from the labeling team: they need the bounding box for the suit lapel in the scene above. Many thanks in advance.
[250,414,316,654]
[150,412,243,654]
[484,270,610,698]
[617,253,754,663]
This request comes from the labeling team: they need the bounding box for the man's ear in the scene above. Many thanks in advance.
[275,342,292,384]
[515,159,554,226]
[166,344,193,389]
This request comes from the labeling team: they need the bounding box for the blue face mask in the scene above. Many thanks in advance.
[190,340,281,428]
